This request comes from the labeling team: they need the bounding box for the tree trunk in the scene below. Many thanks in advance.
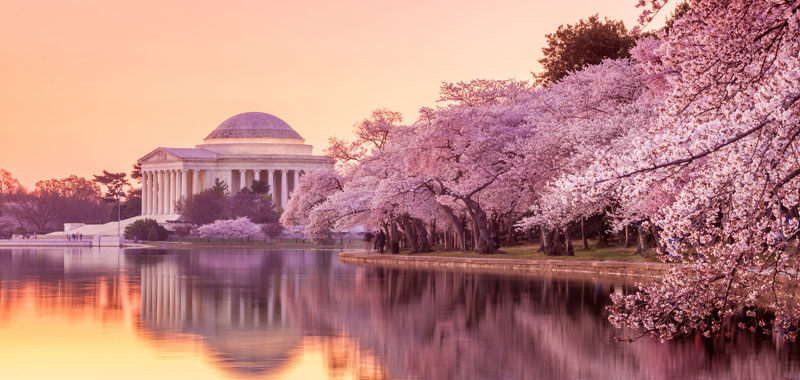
[596,226,610,248]
[462,198,495,254]
[390,221,400,254]
[551,228,565,256]
[564,226,574,256]
[650,225,663,254]
[581,217,589,250]
[438,203,466,251]
[624,225,631,248]
[414,218,432,253]
[472,222,478,252]
[400,218,417,253]
[488,217,500,245]
[635,223,649,257]
[506,220,517,245]
[430,220,437,246]
[539,226,551,255]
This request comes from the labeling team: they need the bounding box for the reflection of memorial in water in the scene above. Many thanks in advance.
[140,262,288,331]
[0,248,391,379]
[137,251,300,376]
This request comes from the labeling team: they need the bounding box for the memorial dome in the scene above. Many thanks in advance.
[205,112,303,140]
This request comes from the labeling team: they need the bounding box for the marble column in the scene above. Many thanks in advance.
[148,171,155,215]
[140,172,145,215]
[254,170,261,182]
[163,172,168,212]
[192,170,200,195]
[175,170,181,212]
[168,170,173,213]
[175,170,182,210]
[181,170,188,201]
[292,170,300,197]
[175,170,180,213]
[172,170,179,213]
[151,171,156,215]
[239,170,246,192]
[151,171,157,215]
[267,170,275,200]
[280,170,288,210]
[167,170,175,214]
[164,170,170,215]
[141,171,146,215]
[158,171,165,215]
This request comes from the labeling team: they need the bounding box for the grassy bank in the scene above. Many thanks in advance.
[377,240,662,263]
[135,237,660,263]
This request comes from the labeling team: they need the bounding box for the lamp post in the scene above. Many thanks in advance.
[117,188,123,244]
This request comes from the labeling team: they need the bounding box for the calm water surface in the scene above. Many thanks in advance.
[0,248,799,379]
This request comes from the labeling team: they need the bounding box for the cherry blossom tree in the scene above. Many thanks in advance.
[196,217,262,241]
[604,0,800,341]
[280,166,344,243]
[406,79,535,254]
[514,55,662,255]
[275,0,800,345]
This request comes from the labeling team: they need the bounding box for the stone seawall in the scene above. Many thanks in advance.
[0,240,93,248]
[338,251,669,278]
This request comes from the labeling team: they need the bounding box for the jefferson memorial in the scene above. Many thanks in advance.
[138,112,333,216]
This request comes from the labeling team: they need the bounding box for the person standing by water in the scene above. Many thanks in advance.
[364,231,374,253]
[375,230,386,254]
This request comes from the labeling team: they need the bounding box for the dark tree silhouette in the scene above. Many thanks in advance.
[5,176,105,231]
[228,188,278,223]
[535,14,635,86]
[177,189,227,225]
[130,162,142,183]
[251,179,270,195]
[92,171,129,203]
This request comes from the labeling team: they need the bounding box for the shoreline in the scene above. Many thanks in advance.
[337,250,669,278]
[132,241,363,250]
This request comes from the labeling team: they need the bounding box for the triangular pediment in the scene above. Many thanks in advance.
[138,148,180,163]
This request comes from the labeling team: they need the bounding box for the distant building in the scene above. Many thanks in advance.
[138,112,333,215]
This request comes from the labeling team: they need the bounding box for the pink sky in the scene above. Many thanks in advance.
[0,0,675,187]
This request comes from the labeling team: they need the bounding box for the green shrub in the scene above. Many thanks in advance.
[124,218,169,241]
[0,218,15,239]
[147,226,159,241]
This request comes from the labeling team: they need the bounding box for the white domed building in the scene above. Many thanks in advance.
[138,112,333,216]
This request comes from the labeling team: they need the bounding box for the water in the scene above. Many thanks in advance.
[0,248,798,379]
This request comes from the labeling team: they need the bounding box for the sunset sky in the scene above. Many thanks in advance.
[0,0,675,187]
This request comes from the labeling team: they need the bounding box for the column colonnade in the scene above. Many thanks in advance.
[141,167,305,216]
[141,168,195,216]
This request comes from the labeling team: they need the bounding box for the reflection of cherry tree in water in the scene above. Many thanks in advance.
[289,267,800,379]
